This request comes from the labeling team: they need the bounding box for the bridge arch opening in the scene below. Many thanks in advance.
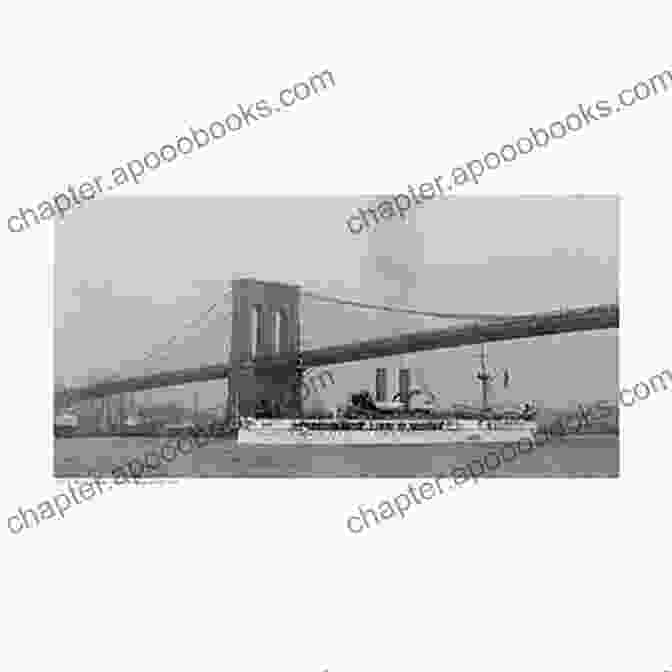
[274,308,290,353]
[251,304,262,358]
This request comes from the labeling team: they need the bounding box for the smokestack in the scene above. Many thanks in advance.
[399,368,411,405]
[376,368,387,402]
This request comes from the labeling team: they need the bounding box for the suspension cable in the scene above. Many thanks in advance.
[302,290,516,322]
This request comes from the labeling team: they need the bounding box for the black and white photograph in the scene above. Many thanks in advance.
[55,195,618,478]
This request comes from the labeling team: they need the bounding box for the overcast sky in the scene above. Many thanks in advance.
[55,194,618,410]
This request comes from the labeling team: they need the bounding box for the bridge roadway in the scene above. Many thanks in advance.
[62,304,618,404]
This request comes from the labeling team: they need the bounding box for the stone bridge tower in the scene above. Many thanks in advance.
[226,278,302,417]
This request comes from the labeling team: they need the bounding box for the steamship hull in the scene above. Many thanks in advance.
[237,418,537,446]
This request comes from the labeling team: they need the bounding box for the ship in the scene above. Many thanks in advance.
[237,345,538,445]
[54,408,79,438]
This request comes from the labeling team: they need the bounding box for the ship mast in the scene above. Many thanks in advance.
[476,343,494,412]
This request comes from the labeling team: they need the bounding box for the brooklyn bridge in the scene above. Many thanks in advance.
[56,276,619,420]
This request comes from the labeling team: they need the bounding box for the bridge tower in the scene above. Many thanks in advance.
[227,278,302,418]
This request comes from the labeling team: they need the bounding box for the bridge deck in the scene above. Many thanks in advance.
[61,304,618,404]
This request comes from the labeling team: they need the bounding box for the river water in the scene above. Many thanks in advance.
[55,433,619,478]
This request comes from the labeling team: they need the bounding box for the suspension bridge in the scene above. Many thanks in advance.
[56,277,619,421]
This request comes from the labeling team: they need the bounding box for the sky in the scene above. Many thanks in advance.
[55,194,618,411]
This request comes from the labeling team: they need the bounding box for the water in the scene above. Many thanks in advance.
[55,433,619,478]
